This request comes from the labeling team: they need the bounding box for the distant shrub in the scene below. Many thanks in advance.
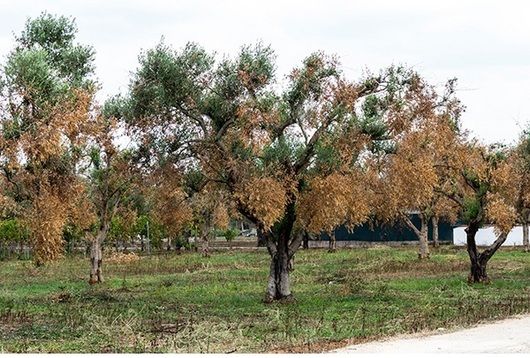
[223,227,239,242]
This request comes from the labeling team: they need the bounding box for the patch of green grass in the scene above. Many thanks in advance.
[0,246,528,352]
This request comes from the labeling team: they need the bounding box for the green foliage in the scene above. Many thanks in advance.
[358,95,397,154]
[0,219,28,260]
[462,197,482,224]
[0,219,28,245]
[517,126,530,172]
[134,215,166,251]
[1,116,23,141]
[88,145,102,169]
[3,12,95,110]
[62,224,86,254]
[102,95,126,119]
[203,43,275,132]
[127,41,213,121]
[360,111,387,141]
[174,236,193,250]
[313,140,341,172]
[284,52,339,108]
[182,169,206,196]
[16,12,95,84]
[4,49,68,108]
[222,227,239,242]
[261,136,303,168]
[108,215,135,245]
[237,42,276,92]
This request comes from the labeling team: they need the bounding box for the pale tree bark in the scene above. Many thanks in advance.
[260,202,304,303]
[402,213,429,259]
[264,230,299,302]
[418,214,429,259]
[432,215,439,248]
[200,236,210,257]
[266,242,291,301]
[200,222,212,258]
[89,222,108,284]
[523,222,529,253]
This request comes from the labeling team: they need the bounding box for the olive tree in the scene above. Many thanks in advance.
[0,13,96,265]
[440,141,518,282]
[117,41,427,301]
[372,79,462,259]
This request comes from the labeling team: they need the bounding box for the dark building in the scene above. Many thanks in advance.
[320,213,453,243]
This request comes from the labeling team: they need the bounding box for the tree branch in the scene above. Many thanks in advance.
[480,232,508,262]
[401,213,422,239]
[288,230,304,255]
[434,188,464,208]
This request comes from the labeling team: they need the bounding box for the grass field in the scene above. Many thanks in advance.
[0,246,529,353]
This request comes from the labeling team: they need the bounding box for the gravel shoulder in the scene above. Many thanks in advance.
[333,314,530,353]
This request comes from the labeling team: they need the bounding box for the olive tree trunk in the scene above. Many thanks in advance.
[257,230,267,247]
[432,215,439,248]
[200,222,212,258]
[200,236,210,257]
[523,222,529,253]
[402,213,429,259]
[328,232,337,253]
[465,222,508,283]
[266,236,292,301]
[418,215,429,259]
[89,223,108,284]
[261,203,304,303]
[302,231,309,249]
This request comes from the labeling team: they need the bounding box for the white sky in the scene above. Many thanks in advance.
[1,0,529,144]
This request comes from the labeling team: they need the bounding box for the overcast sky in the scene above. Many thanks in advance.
[1,0,529,144]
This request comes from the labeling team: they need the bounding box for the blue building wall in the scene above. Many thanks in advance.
[320,214,453,242]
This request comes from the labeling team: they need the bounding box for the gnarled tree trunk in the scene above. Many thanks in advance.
[465,222,508,283]
[200,222,211,258]
[89,223,108,284]
[432,215,439,248]
[328,232,336,253]
[261,202,303,303]
[466,222,485,282]
[266,235,292,302]
[201,236,210,257]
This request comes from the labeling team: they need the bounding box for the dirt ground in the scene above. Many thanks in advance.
[333,314,530,353]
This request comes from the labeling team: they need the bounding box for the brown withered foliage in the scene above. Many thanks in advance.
[433,139,520,282]
[367,79,464,257]
[457,143,518,236]
[234,176,287,230]
[484,152,519,236]
[0,90,97,265]
[509,135,530,229]
[297,172,371,234]
[150,169,193,238]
